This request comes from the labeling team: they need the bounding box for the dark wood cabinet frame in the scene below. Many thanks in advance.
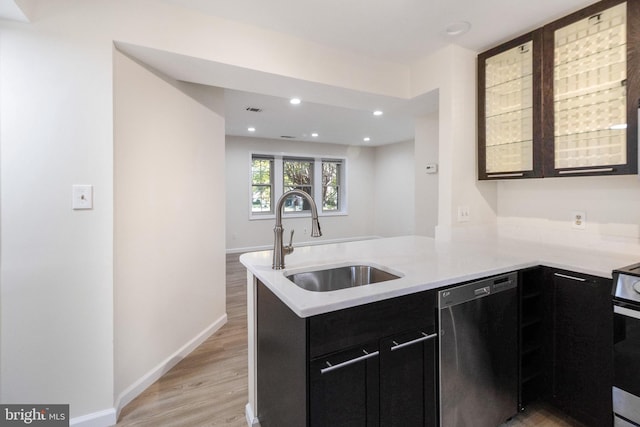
[478,0,640,180]
[478,30,544,180]
[542,0,640,177]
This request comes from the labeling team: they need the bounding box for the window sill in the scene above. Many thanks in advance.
[249,211,348,221]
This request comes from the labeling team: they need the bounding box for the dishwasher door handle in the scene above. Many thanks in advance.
[474,286,491,296]
[391,332,438,351]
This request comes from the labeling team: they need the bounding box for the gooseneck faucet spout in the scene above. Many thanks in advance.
[273,190,322,269]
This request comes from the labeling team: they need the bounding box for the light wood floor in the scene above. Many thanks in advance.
[117,254,249,426]
[117,253,582,427]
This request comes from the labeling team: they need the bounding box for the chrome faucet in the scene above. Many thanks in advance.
[273,190,322,269]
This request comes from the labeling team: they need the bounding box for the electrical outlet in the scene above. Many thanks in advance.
[457,206,470,222]
[572,211,586,229]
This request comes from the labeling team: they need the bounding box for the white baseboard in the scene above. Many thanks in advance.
[245,403,260,426]
[114,314,228,417]
[69,408,116,427]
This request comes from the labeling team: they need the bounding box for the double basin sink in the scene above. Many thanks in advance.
[286,265,401,292]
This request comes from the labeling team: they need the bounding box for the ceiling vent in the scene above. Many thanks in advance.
[280,135,296,139]
[245,107,262,112]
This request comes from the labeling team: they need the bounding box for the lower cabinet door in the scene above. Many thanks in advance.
[380,329,438,427]
[550,269,613,427]
[309,342,380,427]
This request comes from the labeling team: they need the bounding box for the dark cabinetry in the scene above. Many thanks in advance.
[542,0,640,177]
[479,0,640,179]
[478,31,543,180]
[257,280,438,427]
[519,267,613,427]
[379,331,438,427]
[548,268,613,427]
[256,279,307,427]
[518,267,552,407]
[309,343,380,427]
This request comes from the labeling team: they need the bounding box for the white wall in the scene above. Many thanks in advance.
[1,5,116,419]
[407,43,640,253]
[497,175,640,254]
[374,140,416,237]
[414,112,439,237]
[1,1,421,423]
[225,136,377,251]
[113,51,226,410]
[410,45,498,241]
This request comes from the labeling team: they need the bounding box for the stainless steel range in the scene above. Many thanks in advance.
[612,263,640,427]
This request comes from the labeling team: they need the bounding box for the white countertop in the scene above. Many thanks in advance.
[239,235,639,318]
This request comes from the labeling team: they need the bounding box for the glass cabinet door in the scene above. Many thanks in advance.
[543,0,639,176]
[478,31,543,180]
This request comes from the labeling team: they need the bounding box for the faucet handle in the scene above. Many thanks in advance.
[285,230,295,255]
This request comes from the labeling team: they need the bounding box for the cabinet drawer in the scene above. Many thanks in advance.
[309,291,436,358]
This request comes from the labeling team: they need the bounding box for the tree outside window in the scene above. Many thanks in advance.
[322,161,341,211]
[283,158,313,212]
[251,157,273,213]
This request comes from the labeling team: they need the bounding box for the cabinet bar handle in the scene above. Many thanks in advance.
[320,350,379,374]
[487,173,524,178]
[390,332,438,352]
[554,272,586,282]
[558,168,614,175]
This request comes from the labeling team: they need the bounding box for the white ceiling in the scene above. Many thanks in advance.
[3,0,600,146]
[161,0,599,65]
[157,0,597,146]
[224,88,438,146]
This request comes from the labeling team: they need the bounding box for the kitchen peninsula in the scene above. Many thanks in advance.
[241,235,638,426]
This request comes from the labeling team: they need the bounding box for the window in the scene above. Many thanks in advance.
[322,160,341,211]
[251,156,273,213]
[283,158,313,212]
[250,153,346,218]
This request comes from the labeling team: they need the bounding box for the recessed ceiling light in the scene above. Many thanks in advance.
[363,137,371,142]
[445,21,471,36]
[290,98,301,105]
[311,133,319,137]
[248,127,256,132]
[373,110,383,116]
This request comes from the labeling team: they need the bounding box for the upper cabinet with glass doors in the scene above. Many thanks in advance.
[543,0,639,177]
[478,31,543,179]
[478,0,639,180]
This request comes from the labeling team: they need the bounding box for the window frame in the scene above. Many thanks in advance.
[320,159,342,212]
[250,155,275,215]
[248,152,347,220]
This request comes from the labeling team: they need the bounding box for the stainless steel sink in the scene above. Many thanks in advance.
[286,265,401,292]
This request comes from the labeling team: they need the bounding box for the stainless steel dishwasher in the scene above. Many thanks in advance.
[438,272,518,427]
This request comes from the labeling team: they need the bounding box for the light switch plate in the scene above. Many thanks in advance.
[72,185,93,210]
